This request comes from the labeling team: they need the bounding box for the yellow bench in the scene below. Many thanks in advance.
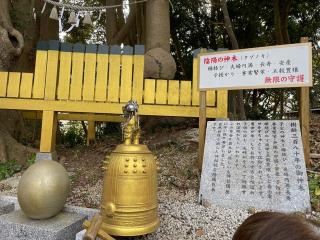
[0,40,227,156]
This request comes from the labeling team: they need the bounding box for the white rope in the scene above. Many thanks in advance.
[43,0,148,11]
[41,1,47,13]
[168,0,175,11]
[59,6,65,32]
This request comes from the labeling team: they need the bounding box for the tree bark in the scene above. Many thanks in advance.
[273,0,292,118]
[111,5,136,44]
[145,0,170,52]
[220,0,246,120]
[0,0,58,163]
[106,0,118,44]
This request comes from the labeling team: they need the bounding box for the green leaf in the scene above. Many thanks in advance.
[315,187,320,196]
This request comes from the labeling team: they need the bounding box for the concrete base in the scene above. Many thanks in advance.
[35,152,57,161]
[0,200,15,215]
[0,210,86,240]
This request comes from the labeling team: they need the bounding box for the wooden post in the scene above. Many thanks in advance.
[198,91,207,170]
[87,121,96,146]
[299,37,311,168]
[39,110,57,152]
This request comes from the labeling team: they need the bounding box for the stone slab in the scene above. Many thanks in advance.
[0,200,15,215]
[36,152,57,161]
[0,195,100,218]
[0,210,86,240]
[199,120,311,213]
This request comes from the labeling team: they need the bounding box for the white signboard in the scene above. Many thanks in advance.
[199,43,312,90]
[199,121,311,212]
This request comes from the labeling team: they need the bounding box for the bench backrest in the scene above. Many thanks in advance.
[0,40,227,117]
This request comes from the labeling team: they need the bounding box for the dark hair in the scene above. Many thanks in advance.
[232,212,319,240]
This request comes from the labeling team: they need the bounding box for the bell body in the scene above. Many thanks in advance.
[100,144,159,236]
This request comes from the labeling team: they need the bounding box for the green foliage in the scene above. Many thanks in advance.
[26,153,36,167]
[308,172,320,211]
[171,0,320,119]
[96,123,121,140]
[61,0,106,43]
[0,160,22,181]
[61,121,86,147]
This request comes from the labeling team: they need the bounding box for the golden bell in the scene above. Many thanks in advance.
[83,101,159,239]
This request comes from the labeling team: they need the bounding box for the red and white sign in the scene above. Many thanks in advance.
[199,43,312,90]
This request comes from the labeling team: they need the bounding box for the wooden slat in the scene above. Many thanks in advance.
[83,55,97,101]
[155,80,167,104]
[70,52,85,100]
[20,73,33,98]
[144,79,155,104]
[299,37,311,168]
[180,81,192,105]
[120,48,133,103]
[40,110,57,152]
[7,72,21,98]
[0,98,227,118]
[22,111,123,122]
[0,72,8,97]
[207,91,216,106]
[216,90,228,118]
[168,80,179,105]
[107,46,121,102]
[83,44,97,101]
[33,50,48,98]
[44,50,59,100]
[132,45,144,104]
[57,51,72,100]
[192,54,199,105]
[95,54,109,101]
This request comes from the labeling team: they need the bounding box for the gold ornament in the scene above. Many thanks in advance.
[83,101,159,239]
[18,160,70,219]
[49,6,59,21]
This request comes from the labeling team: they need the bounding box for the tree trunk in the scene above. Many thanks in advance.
[145,0,170,52]
[273,0,292,118]
[106,0,118,44]
[0,0,58,164]
[144,0,176,79]
[220,0,246,120]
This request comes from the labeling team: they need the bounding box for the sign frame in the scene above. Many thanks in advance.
[198,42,313,91]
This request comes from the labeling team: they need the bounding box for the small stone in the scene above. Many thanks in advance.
[248,207,257,214]
[195,228,204,236]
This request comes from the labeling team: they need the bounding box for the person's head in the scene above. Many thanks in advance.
[232,212,319,240]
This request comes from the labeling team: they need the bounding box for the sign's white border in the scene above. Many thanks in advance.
[198,42,313,90]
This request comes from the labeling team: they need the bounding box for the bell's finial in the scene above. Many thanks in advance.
[122,101,140,145]
[49,6,59,21]
[83,12,93,25]
[68,11,77,24]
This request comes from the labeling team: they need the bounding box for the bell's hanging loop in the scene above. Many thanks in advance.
[49,6,59,21]
[68,11,77,25]
[83,12,93,26]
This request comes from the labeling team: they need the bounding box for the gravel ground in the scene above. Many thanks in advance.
[146,188,250,240]
[1,126,320,239]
